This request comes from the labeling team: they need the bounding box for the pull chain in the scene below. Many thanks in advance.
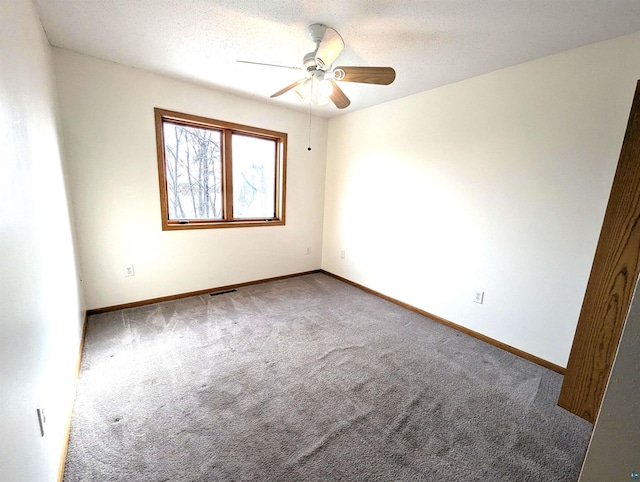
[307,98,312,151]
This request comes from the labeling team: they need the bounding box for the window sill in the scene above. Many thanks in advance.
[162,219,285,230]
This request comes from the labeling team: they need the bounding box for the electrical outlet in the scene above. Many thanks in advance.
[306,247,311,255]
[36,408,46,437]
[474,291,485,304]
[123,264,135,277]
[340,250,346,259]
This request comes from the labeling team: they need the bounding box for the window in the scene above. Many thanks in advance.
[154,108,286,230]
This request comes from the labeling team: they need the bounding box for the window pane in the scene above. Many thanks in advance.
[232,134,276,219]
[163,122,222,220]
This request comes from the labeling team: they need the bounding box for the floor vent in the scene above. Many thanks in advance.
[209,289,237,296]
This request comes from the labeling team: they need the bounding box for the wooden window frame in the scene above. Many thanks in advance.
[154,108,287,230]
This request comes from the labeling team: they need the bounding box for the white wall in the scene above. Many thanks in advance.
[322,32,640,367]
[53,49,328,310]
[0,1,84,481]
[578,277,640,480]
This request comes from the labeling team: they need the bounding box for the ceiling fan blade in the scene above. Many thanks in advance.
[333,66,396,85]
[270,78,308,98]
[329,79,350,109]
[237,60,303,71]
[315,27,344,69]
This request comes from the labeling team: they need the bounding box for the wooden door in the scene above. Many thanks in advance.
[558,80,640,422]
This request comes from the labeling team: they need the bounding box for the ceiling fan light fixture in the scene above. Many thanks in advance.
[294,78,311,101]
[318,78,334,98]
[295,74,333,106]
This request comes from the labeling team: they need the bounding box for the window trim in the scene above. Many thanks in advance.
[154,108,287,230]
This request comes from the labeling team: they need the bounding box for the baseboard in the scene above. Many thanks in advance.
[57,310,88,482]
[321,270,565,375]
[87,270,323,315]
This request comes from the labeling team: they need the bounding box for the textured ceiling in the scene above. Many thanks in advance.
[33,0,640,118]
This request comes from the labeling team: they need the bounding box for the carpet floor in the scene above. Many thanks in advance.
[63,273,592,481]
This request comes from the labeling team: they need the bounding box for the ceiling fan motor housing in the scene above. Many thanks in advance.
[303,52,318,70]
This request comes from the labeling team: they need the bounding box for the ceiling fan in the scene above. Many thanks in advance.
[238,23,396,109]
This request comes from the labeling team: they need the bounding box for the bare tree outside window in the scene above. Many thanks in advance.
[232,134,276,219]
[163,122,222,220]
